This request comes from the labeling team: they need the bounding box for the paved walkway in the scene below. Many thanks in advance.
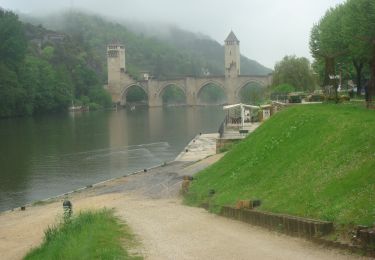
[175,133,219,161]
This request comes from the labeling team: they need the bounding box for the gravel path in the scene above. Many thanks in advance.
[0,154,367,259]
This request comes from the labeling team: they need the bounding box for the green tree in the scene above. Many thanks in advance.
[88,87,112,107]
[272,55,316,92]
[272,83,296,93]
[310,5,347,100]
[342,0,375,104]
[0,10,27,117]
[0,63,19,116]
[0,10,27,71]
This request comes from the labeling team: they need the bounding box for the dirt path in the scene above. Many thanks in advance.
[117,197,362,260]
[0,154,367,259]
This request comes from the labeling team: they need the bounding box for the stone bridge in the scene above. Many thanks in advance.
[106,31,272,106]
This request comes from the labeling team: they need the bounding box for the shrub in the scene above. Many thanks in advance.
[272,84,296,93]
[288,94,302,103]
[88,102,102,111]
[307,94,324,102]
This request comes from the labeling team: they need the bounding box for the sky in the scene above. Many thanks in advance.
[0,0,345,68]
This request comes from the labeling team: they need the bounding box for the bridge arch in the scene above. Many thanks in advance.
[197,80,227,105]
[158,83,186,105]
[236,80,266,104]
[236,80,266,96]
[121,84,148,105]
[158,83,186,97]
[197,80,225,95]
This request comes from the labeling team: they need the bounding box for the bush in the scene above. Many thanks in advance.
[339,95,350,102]
[306,94,324,102]
[324,95,350,103]
[288,94,302,103]
[80,95,90,106]
[272,84,296,93]
[88,87,112,108]
[88,102,102,111]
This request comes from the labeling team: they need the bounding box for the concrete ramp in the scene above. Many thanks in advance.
[175,133,219,162]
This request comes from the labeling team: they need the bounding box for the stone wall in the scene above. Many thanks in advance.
[220,206,333,239]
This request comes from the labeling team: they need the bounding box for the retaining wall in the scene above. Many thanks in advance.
[220,206,333,239]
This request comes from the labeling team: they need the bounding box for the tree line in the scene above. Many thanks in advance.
[310,0,375,105]
[0,9,111,117]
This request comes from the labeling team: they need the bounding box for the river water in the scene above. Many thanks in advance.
[0,106,224,211]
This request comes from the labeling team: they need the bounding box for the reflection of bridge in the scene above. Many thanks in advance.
[106,31,272,106]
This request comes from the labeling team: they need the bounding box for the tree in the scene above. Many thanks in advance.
[272,83,295,93]
[342,0,375,105]
[0,9,27,71]
[0,9,27,117]
[272,55,316,92]
[309,5,347,100]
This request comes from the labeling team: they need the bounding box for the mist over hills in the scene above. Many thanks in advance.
[21,11,272,79]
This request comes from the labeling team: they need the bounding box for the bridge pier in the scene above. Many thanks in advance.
[225,78,239,104]
[148,80,163,107]
[185,77,197,106]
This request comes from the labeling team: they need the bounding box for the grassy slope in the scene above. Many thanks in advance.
[185,104,375,226]
[24,209,141,260]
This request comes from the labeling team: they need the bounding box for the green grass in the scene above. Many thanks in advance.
[24,209,142,260]
[185,103,375,226]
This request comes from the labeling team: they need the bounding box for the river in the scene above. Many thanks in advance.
[0,106,224,211]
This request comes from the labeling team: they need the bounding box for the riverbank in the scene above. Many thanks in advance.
[0,133,223,259]
[1,152,362,260]
[0,106,225,212]
[0,131,365,259]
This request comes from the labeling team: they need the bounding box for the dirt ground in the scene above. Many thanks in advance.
[0,154,368,259]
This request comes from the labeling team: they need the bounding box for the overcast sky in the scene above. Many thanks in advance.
[0,0,345,68]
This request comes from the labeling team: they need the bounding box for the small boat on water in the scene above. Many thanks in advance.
[68,101,89,112]
[68,105,82,112]
[130,106,136,111]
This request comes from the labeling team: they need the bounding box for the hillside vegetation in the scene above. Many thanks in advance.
[24,11,272,79]
[0,9,111,117]
[185,104,375,226]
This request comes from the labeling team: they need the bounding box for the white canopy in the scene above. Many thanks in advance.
[223,103,259,110]
[223,103,260,128]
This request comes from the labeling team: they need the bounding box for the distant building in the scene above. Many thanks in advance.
[43,33,65,44]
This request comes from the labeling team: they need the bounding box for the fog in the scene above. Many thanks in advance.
[0,0,345,68]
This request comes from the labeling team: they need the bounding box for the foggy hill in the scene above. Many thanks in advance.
[123,21,272,76]
[22,11,272,79]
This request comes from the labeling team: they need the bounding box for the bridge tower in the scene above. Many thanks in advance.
[107,43,126,82]
[224,31,240,78]
[107,44,126,102]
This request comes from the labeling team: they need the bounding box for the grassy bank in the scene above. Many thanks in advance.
[24,209,141,260]
[185,103,375,226]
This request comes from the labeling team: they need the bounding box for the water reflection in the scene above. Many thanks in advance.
[0,106,223,211]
